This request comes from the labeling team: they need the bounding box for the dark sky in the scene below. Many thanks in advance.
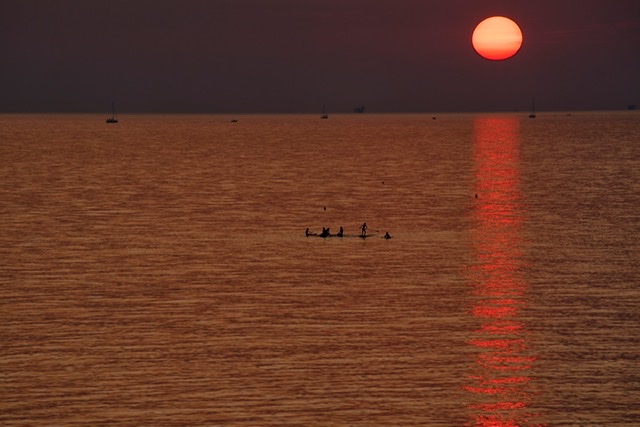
[2,0,639,113]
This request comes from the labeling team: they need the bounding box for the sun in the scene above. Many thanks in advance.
[472,16,523,60]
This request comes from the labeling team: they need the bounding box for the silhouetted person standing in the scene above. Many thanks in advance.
[361,222,367,237]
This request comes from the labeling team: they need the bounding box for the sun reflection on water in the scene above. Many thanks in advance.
[466,117,545,427]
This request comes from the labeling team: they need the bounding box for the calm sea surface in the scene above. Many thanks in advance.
[1,112,639,426]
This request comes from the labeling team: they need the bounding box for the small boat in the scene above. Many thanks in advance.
[321,104,328,119]
[529,97,536,119]
[106,102,118,123]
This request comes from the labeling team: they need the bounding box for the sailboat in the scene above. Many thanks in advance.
[529,98,536,119]
[321,104,328,119]
[106,102,118,123]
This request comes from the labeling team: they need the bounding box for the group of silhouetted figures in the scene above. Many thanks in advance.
[305,222,392,239]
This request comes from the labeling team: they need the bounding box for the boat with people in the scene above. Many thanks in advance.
[305,231,377,239]
[305,224,390,239]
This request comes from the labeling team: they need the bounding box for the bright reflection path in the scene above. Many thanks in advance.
[466,117,545,427]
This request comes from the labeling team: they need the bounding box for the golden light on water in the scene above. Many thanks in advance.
[466,117,544,426]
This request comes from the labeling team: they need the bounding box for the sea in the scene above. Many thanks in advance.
[1,112,639,426]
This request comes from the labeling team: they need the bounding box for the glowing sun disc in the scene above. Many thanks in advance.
[472,16,523,60]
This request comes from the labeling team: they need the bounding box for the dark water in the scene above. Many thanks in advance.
[1,112,639,426]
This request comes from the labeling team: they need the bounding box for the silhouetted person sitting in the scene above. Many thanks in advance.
[384,232,392,239]
[320,227,330,238]
[337,226,344,237]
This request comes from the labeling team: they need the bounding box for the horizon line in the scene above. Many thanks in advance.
[1,107,636,115]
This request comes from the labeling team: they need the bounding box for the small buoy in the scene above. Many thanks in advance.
[475,193,478,199]
[323,206,326,211]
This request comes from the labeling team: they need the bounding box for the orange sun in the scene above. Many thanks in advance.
[472,16,523,60]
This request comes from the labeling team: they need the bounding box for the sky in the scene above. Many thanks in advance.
[1,0,639,113]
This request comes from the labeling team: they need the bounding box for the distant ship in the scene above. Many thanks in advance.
[529,98,536,119]
[321,104,328,119]
[353,106,365,113]
[106,102,118,124]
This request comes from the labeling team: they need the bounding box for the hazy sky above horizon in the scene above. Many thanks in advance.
[2,0,639,113]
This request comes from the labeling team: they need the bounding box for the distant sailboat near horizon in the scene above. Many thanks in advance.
[321,104,328,119]
[106,102,118,123]
[529,97,536,119]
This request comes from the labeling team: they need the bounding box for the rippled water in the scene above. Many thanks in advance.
[1,112,639,426]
